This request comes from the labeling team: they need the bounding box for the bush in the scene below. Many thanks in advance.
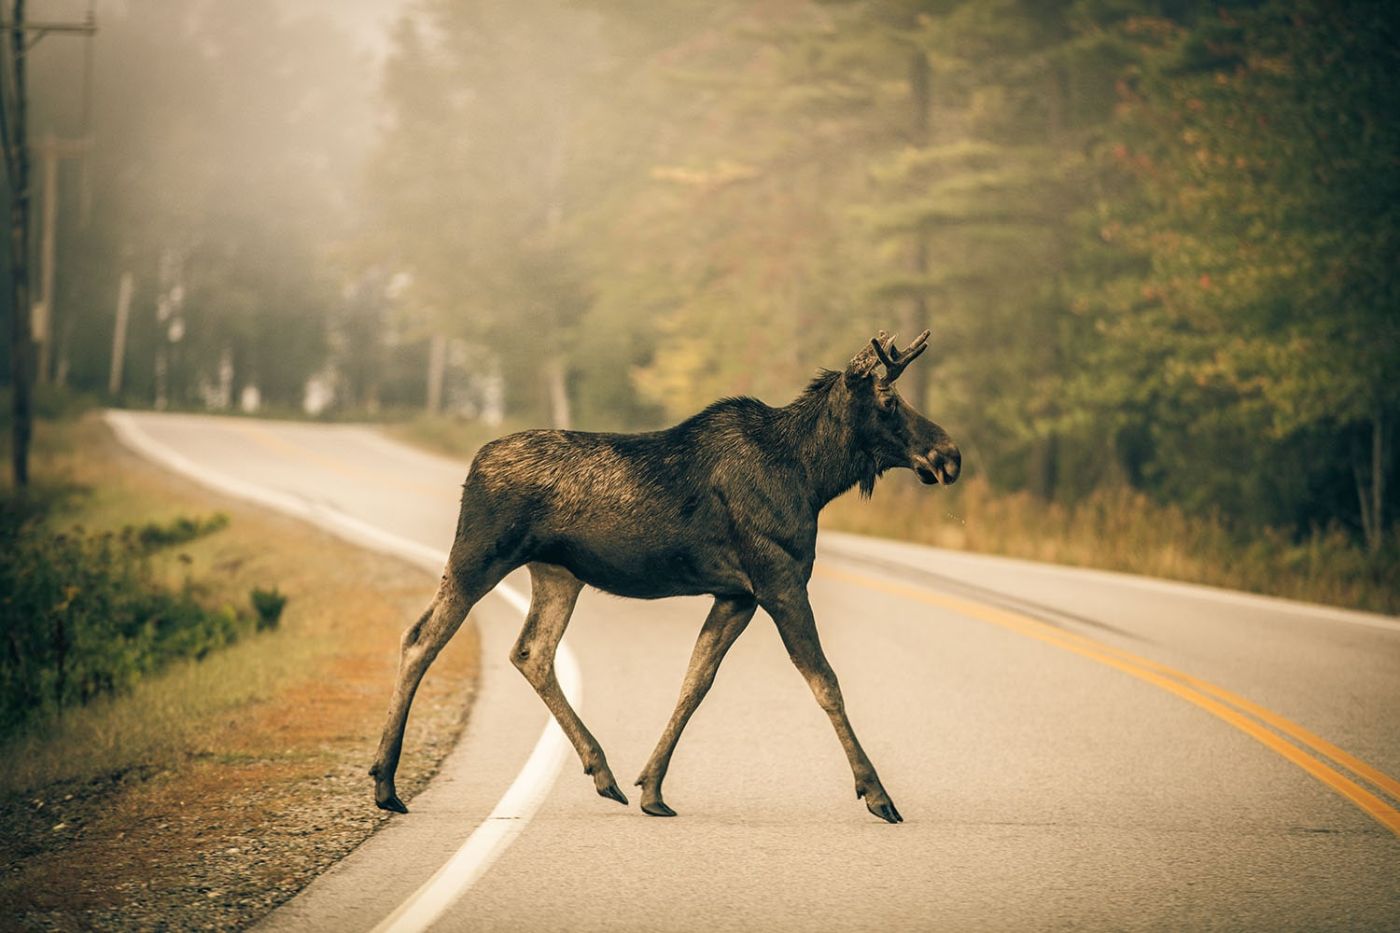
[250,587,287,631]
[131,513,229,553]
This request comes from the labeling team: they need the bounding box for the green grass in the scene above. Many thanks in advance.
[0,617,330,795]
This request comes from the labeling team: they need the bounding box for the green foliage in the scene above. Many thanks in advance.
[0,506,255,737]
[1069,0,1399,542]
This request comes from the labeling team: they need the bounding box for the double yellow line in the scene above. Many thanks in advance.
[818,562,1400,837]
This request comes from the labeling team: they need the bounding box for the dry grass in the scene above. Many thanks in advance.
[821,475,1399,615]
[385,412,535,462]
[0,415,480,930]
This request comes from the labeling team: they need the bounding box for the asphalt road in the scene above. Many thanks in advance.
[107,410,1400,932]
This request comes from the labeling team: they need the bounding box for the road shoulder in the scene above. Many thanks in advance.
[0,416,481,931]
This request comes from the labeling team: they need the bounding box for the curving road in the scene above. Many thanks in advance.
[106,410,1400,932]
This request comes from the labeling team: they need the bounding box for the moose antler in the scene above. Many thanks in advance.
[870,329,930,383]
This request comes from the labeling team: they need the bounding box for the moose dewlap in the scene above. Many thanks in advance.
[369,330,960,824]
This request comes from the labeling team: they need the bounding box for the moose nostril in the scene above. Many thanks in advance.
[931,448,960,484]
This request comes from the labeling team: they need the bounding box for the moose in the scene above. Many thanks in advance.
[370,331,960,824]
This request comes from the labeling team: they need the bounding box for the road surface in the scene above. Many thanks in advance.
[106,410,1400,932]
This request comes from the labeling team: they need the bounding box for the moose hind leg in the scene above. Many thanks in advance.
[513,562,627,806]
[635,595,756,817]
[370,575,475,814]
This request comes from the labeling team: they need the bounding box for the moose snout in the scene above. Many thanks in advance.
[913,446,961,485]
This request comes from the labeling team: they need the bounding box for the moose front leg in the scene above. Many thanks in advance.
[513,562,628,806]
[760,588,903,824]
[635,594,757,817]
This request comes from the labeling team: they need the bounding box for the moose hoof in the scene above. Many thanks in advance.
[597,782,630,806]
[641,799,677,818]
[865,799,903,824]
[376,792,409,814]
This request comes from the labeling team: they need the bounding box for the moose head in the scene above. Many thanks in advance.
[844,330,961,491]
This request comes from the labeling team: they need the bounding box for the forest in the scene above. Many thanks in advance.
[7,0,1398,587]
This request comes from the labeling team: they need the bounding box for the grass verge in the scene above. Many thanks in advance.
[821,476,1398,616]
[384,412,532,462]
[0,415,479,930]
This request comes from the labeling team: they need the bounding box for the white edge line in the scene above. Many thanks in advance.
[372,637,580,933]
[102,410,579,932]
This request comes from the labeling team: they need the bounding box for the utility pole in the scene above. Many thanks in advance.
[5,1,34,488]
[0,2,96,487]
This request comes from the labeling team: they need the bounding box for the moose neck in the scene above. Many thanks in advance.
[779,372,880,511]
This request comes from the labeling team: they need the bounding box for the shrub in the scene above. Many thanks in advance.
[131,512,230,553]
[250,587,288,631]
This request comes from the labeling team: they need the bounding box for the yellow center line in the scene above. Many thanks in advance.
[1006,597,1400,803]
[230,422,447,500]
[816,563,1400,837]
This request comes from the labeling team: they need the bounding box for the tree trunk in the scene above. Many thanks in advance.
[1354,414,1386,554]
[544,354,572,430]
[55,314,72,387]
[1030,433,1059,501]
[108,272,133,396]
[8,1,33,487]
[425,333,447,414]
[1374,415,1385,552]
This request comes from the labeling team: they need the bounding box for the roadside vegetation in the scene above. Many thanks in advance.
[0,412,479,930]
[822,477,1398,616]
[385,412,533,462]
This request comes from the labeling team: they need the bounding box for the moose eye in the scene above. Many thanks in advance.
[875,389,898,412]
